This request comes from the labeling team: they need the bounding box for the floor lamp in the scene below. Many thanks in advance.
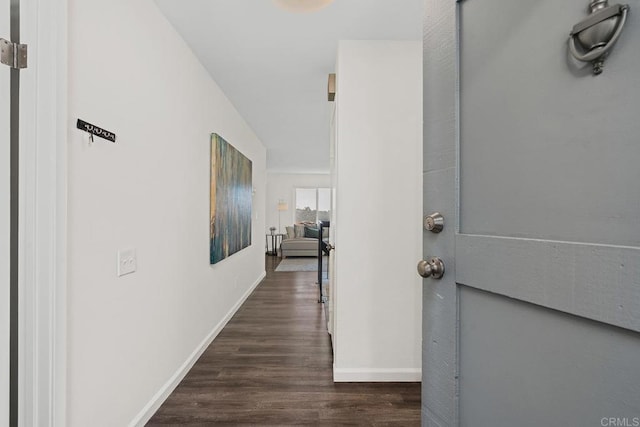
[277,200,288,234]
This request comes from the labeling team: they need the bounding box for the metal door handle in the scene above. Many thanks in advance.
[424,212,444,233]
[417,257,445,279]
[568,0,630,74]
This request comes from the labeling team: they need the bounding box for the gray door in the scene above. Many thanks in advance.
[422,1,640,426]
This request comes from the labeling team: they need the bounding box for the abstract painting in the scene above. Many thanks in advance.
[210,133,252,264]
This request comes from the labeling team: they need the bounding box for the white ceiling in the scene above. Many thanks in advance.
[154,0,423,173]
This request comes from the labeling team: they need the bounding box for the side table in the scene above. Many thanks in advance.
[265,233,285,256]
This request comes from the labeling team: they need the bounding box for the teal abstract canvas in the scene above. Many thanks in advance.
[210,134,252,264]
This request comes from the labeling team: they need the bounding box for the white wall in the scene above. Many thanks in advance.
[333,40,422,381]
[265,172,330,234]
[67,1,266,425]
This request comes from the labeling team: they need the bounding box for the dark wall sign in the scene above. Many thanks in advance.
[76,119,116,143]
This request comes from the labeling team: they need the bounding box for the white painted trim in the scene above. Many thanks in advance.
[333,366,422,382]
[19,0,67,425]
[129,271,267,427]
[53,0,68,423]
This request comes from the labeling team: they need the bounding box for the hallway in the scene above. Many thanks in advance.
[147,256,421,425]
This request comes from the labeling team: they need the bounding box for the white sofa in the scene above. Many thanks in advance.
[280,224,324,257]
[280,237,319,257]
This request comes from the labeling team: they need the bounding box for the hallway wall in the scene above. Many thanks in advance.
[333,40,423,381]
[67,0,266,425]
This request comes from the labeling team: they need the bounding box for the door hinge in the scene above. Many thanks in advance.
[1,38,27,69]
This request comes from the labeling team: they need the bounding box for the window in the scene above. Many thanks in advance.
[295,187,331,223]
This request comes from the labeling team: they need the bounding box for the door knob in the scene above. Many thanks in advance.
[417,257,445,279]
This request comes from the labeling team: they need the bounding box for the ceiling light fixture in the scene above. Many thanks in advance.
[272,0,335,13]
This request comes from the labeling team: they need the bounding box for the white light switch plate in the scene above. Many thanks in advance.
[117,248,137,277]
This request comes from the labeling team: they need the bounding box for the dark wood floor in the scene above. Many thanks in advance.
[147,255,421,426]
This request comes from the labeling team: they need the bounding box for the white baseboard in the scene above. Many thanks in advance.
[333,366,422,382]
[129,270,267,427]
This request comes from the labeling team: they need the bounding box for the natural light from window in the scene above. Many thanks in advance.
[295,188,331,223]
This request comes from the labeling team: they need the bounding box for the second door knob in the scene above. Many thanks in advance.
[417,257,445,279]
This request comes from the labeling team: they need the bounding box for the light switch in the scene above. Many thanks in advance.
[117,248,137,277]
